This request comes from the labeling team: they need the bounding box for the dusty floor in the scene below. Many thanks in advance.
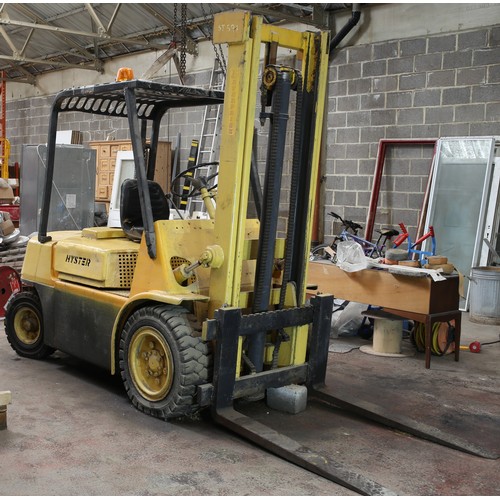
[0,313,498,496]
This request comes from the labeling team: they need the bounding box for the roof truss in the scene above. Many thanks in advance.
[0,3,334,85]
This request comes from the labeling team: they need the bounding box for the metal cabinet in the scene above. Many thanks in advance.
[20,144,96,235]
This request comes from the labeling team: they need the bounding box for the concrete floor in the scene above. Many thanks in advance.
[0,313,498,495]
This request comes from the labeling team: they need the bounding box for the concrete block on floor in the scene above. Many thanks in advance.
[267,384,307,415]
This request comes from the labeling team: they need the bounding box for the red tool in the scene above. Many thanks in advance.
[459,341,482,353]
[469,341,481,353]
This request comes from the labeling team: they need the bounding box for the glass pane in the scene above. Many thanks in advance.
[425,138,495,308]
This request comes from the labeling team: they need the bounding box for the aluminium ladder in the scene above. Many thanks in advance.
[186,59,225,217]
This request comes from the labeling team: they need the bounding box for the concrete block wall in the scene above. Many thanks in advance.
[4,6,499,248]
[6,71,211,175]
[324,24,500,242]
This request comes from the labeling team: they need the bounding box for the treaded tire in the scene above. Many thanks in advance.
[4,290,55,359]
[119,304,211,420]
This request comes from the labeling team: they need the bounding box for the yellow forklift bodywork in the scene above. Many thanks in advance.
[20,12,328,375]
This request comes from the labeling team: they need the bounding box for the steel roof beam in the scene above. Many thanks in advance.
[0,18,38,83]
[106,4,121,33]
[85,3,107,35]
[1,60,36,84]
[0,73,35,84]
[223,3,327,28]
[0,53,99,71]
[0,12,169,51]
[19,27,34,57]
[10,3,102,69]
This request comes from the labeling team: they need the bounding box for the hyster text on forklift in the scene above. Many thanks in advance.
[5,11,491,496]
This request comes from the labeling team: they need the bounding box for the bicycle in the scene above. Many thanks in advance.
[310,212,399,262]
[392,223,436,264]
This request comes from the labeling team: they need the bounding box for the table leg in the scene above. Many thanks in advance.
[425,316,433,369]
[454,313,461,362]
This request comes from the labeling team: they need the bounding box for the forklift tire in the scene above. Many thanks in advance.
[4,290,55,359]
[119,304,211,420]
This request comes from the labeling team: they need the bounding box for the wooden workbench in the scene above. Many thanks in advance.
[307,261,461,368]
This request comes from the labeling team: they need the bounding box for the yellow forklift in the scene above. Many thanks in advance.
[4,12,491,495]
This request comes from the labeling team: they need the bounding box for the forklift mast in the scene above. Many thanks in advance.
[209,12,328,314]
[204,12,330,378]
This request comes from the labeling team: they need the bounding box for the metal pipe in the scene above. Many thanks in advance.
[329,4,361,56]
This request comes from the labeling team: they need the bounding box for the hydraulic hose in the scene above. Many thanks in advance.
[279,71,303,309]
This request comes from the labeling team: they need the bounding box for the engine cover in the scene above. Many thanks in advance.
[53,227,139,288]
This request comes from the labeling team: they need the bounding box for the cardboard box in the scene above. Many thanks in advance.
[0,184,14,204]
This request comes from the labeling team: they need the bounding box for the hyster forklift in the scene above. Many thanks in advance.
[4,11,492,495]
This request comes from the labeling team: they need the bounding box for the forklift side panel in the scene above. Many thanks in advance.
[37,284,121,371]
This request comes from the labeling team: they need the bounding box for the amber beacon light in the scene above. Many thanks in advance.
[116,67,134,82]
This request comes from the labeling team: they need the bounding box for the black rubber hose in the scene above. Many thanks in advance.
[279,71,304,309]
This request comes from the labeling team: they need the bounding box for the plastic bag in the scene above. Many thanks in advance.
[331,301,369,337]
[336,240,368,272]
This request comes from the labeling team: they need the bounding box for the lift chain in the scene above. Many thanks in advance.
[200,3,227,78]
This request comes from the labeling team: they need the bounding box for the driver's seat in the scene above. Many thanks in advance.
[120,179,170,242]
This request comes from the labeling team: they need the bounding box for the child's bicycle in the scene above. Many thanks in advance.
[392,223,436,264]
[310,212,399,262]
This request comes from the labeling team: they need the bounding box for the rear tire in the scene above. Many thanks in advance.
[119,304,211,420]
[4,290,55,359]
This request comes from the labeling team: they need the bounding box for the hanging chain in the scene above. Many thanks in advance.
[179,4,187,80]
[172,4,178,45]
[200,3,227,78]
[208,4,227,76]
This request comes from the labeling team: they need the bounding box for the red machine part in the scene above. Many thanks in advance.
[0,265,21,318]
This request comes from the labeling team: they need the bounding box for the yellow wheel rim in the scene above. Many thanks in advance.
[129,327,174,401]
[13,306,41,345]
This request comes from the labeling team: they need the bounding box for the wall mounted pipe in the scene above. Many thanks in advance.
[329,4,361,56]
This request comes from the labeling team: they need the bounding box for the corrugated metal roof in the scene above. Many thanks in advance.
[0,3,331,84]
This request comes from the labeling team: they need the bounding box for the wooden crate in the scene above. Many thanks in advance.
[90,140,172,203]
[307,262,459,315]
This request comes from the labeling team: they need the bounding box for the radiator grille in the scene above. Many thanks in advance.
[118,252,138,288]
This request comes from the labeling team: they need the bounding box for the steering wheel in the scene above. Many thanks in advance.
[170,162,219,199]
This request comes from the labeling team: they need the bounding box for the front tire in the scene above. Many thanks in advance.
[119,304,211,420]
[4,290,55,359]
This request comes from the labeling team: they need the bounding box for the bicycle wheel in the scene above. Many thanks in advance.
[310,243,336,262]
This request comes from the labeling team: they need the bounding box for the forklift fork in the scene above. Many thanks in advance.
[202,295,397,496]
[201,293,496,495]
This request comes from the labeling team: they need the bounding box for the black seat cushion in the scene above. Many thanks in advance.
[120,179,170,241]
